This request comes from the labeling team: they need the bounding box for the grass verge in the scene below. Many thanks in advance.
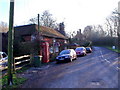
[1,58,56,89]
[106,46,120,53]
[16,65,31,73]
[1,65,31,89]
[1,74,27,89]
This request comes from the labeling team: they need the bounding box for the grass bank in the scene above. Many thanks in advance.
[106,46,120,53]
[1,65,31,89]
[93,45,120,53]
[1,74,27,89]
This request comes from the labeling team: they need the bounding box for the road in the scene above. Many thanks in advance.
[21,47,119,88]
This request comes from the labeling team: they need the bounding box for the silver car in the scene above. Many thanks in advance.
[0,52,8,67]
[56,49,77,63]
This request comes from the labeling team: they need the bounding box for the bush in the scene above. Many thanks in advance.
[14,41,33,57]
[92,37,118,47]
[49,53,58,62]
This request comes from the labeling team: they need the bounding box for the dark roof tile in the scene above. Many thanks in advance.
[14,24,68,39]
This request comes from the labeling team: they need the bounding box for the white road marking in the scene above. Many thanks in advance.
[107,61,110,63]
[100,51,104,58]
[101,60,105,62]
[117,67,120,70]
[100,51,111,63]
[99,49,119,71]
[104,59,110,63]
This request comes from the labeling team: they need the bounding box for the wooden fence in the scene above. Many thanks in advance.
[1,55,30,73]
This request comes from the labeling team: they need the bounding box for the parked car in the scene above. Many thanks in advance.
[56,49,77,63]
[0,52,8,66]
[75,47,87,56]
[86,47,92,53]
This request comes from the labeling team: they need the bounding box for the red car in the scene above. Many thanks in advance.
[75,47,87,56]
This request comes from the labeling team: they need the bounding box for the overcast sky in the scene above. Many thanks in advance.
[0,0,119,33]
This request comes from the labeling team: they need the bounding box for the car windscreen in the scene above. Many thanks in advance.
[75,48,84,51]
[86,48,91,50]
[60,50,70,55]
[2,53,7,58]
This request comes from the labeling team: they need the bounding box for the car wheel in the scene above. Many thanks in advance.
[56,61,60,64]
[69,58,72,62]
[74,56,77,60]
[75,57,77,60]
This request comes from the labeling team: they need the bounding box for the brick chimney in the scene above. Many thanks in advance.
[59,22,66,36]
[79,29,82,35]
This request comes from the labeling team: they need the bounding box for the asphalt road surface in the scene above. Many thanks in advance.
[21,47,119,88]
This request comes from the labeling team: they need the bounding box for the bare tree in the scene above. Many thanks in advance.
[105,9,118,37]
[96,25,106,37]
[105,18,113,37]
[29,17,37,24]
[0,21,8,33]
[29,10,58,29]
[83,25,106,42]
[83,25,93,39]
[112,9,119,37]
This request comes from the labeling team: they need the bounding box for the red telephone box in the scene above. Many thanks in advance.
[41,42,49,63]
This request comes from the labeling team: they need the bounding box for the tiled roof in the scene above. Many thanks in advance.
[14,24,68,39]
[37,25,67,39]
[14,24,36,37]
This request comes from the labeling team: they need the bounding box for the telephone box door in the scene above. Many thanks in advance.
[42,42,49,63]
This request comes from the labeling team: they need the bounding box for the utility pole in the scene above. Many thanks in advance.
[38,14,41,55]
[117,2,120,52]
[7,0,14,85]
[118,2,120,46]
[38,14,40,32]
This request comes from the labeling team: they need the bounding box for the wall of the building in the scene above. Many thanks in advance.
[1,33,8,53]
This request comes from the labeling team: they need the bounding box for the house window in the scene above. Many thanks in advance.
[55,46,59,52]
[64,40,67,44]
[50,46,53,53]
[31,35,36,41]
